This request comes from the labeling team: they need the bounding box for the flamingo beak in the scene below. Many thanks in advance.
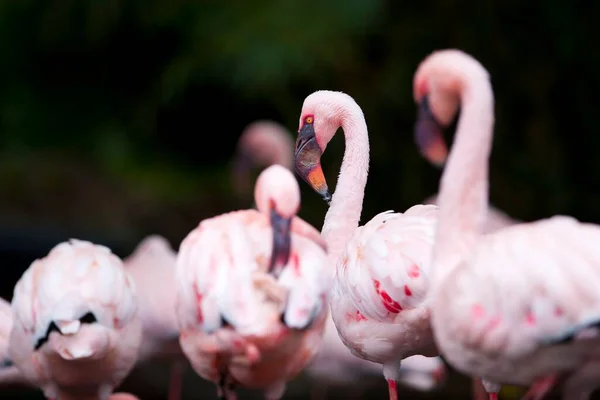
[294,123,332,205]
[414,96,448,167]
[268,209,292,277]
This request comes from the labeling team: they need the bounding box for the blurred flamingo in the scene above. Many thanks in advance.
[413,48,600,400]
[293,90,452,400]
[0,297,28,387]
[231,120,294,198]
[232,120,449,398]
[175,164,330,400]
[8,239,142,400]
[122,235,185,400]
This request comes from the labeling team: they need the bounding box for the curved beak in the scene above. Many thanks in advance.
[414,96,448,167]
[268,209,292,277]
[294,123,332,205]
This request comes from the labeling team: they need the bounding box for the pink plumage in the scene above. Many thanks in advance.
[413,49,600,400]
[293,90,453,400]
[8,239,142,400]
[175,164,330,400]
[232,121,449,398]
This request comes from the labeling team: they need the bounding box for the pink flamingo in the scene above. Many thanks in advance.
[413,48,600,400]
[122,235,185,400]
[0,297,28,387]
[8,239,142,400]
[232,120,449,398]
[293,90,448,400]
[175,164,330,400]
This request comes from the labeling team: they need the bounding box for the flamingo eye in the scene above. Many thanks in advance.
[304,116,314,124]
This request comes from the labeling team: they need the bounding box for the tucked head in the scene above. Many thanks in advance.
[413,49,490,167]
[254,164,301,277]
[294,90,362,205]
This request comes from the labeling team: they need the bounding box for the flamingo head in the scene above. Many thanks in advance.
[294,90,358,205]
[413,49,491,168]
[254,165,300,276]
[232,121,294,197]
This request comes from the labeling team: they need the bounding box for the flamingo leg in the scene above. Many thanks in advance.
[167,361,184,400]
[472,377,489,400]
[482,378,501,400]
[521,373,559,400]
[387,379,398,400]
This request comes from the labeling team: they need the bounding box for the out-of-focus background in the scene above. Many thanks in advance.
[0,1,598,399]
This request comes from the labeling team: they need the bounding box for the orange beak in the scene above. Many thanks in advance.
[294,122,332,205]
[414,96,448,167]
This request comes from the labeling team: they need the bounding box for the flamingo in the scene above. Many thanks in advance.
[232,119,449,398]
[175,164,330,400]
[231,120,295,198]
[122,235,185,400]
[413,48,600,400]
[293,90,453,400]
[8,239,142,400]
[0,297,28,387]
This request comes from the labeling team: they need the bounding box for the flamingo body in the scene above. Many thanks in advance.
[433,216,600,384]
[8,239,142,400]
[331,207,439,364]
[413,49,600,399]
[175,165,330,399]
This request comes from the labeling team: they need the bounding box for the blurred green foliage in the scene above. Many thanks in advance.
[0,0,599,246]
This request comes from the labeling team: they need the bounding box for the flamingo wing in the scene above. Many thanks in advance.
[440,216,600,361]
[339,205,438,321]
[278,235,330,329]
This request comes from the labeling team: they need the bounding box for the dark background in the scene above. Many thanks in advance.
[1,0,598,398]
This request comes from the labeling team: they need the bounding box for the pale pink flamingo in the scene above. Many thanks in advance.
[122,235,185,400]
[8,239,142,400]
[231,120,294,197]
[0,297,28,387]
[293,90,450,400]
[232,120,449,398]
[175,164,330,400]
[413,48,600,400]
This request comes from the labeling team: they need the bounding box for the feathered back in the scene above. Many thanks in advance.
[11,239,137,345]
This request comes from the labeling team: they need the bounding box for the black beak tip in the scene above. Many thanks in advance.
[322,191,332,205]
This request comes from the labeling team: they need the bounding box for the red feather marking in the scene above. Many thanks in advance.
[193,281,204,323]
[373,279,402,313]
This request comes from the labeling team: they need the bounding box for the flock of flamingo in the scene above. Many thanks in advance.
[0,48,598,400]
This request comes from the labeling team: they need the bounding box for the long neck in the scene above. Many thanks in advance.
[321,115,369,263]
[432,78,494,282]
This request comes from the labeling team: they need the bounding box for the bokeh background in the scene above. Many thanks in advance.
[1,0,599,398]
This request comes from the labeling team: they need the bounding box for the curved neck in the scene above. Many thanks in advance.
[321,115,370,263]
[432,79,495,282]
